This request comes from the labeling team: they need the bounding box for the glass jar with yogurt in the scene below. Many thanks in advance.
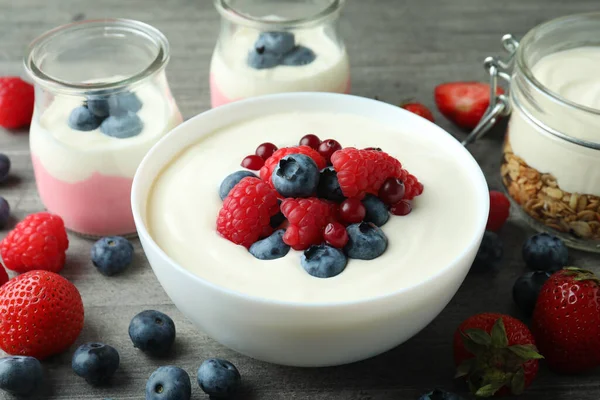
[467,13,600,252]
[210,0,350,107]
[24,19,183,238]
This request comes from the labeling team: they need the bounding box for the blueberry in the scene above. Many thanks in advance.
[281,46,316,66]
[86,96,110,118]
[301,244,347,278]
[270,207,286,229]
[0,197,9,230]
[197,358,241,398]
[255,31,295,55]
[145,366,191,400]
[471,230,503,272]
[419,388,466,400]
[0,356,43,396]
[247,49,281,69]
[345,222,388,260]
[522,233,568,272]
[68,106,102,131]
[362,194,389,226]
[219,171,257,200]
[129,310,176,356]
[72,342,120,385]
[316,166,345,202]
[0,153,10,182]
[513,271,552,315]
[108,92,143,115]
[249,229,290,260]
[100,111,143,138]
[91,236,134,276]
[272,154,319,197]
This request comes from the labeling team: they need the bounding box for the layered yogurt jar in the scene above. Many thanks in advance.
[25,19,182,237]
[210,0,350,108]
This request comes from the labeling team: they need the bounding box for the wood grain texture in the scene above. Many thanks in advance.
[1,0,599,398]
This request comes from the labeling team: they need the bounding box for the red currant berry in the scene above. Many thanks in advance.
[390,200,412,216]
[323,222,349,248]
[318,139,342,164]
[339,198,366,224]
[378,177,406,205]
[241,155,264,170]
[299,134,321,150]
[255,142,278,160]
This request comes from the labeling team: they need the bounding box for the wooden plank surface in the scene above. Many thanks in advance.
[1,0,600,398]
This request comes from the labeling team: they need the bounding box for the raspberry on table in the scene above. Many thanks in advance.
[0,77,34,130]
[0,212,69,273]
[217,177,280,248]
[260,145,327,186]
[281,197,336,250]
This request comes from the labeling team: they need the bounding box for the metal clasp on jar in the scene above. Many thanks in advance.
[462,34,520,146]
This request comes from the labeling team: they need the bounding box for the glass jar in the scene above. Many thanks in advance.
[24,19,183,238]
[210,0,350,108]
[468,13,600,252]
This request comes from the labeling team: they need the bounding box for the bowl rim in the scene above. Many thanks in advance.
[131,92,490,309]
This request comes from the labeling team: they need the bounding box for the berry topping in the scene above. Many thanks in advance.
[249,229,290,260]
[0,356,44,396]
[513,271,551,316]
[316,166,345,202]
[272,154,320,197]
[146,366,192,400]
[86,96,110,118]
[418,389,465,400]
[241,154,265,170]
[108,92,143,114]
[339,198,366,224]
[0,270,84,360]
[269,199,286,228]
[401,171,424,200]
[362,194,389,226]
[471,230,503,272]
[219,171,257,200]
[68,105,102,131]
[281,46,316,66]
[299,134,321,149]
[323,222,349,248]
[0,77,34,129]
[255,31,296,56]
[390,200,412,216]
[364,147,382,151]
[129,310,176,356]
[301,244,347,278]
[522,233,568,272]
[0,212,68,273]
[260,145,327,185]
[0,197,9,230]
[378,177,405,205]
[487,190,510,231]
[317,139,342,164]
[247,50,281,69]
[217,177,279,248]
[91,236,134,276]
[100,111,144,138]
[255,142,278,160]
[0,153,11,183]
[72,342,120,385]
[401,102,435,122]
[197,359,241,398]
[345,222,388,260]
[280,197,335,250]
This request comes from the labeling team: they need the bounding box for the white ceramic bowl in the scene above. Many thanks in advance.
[131,93,489,367]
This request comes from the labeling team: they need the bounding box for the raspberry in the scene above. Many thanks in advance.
[400,171,424,200]
[0,212,69,273]
[0,270,84,359]
[487,190,510,231]
[217,177,279,248]
[281,198,336,250]
[260,146,327,186]
[0,77,34,129]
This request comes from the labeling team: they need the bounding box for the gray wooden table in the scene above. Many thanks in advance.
[1,0,599,399]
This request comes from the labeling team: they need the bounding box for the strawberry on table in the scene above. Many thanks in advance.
[532,267,600,374]
[0,77,34,130]
[401,102,435,122]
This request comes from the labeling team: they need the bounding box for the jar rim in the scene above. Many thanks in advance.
[213,0,344,29]
[24,19,170,95]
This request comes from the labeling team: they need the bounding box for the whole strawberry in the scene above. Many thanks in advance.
[453,313,542,397]
[0,270,84,359]
[0,212,69,273]
[532,267,600,374]
[401,102,435,122]
[0,77,34,129]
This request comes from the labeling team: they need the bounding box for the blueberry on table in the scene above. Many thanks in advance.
[471,230,503,272]
[0,356,43,396]
[301,244,347,278]
[281,46,316,66]
[522,233,568,272]
[146,366,191,400]
[197,358,241,398]
[345,222,388,260]
[68,105,102,131]
[108,91,143,114]
[513,271,551,315]
[255,31,296,55]
[100,111,144,138]
[249,230,290,260]
[72,342,120,385]
[362,194,389,227]
[272,154,320,198]
[247,49,282,69]
[129,310,176,356]
[0,153,10,182]
[86,96,110,118]
[316,166,345,202]
[91,236,134,276]
[418,388,466,400]
[219,170,257,200]
[0,197,9,230]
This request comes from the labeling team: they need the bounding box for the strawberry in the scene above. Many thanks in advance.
[487,191,510,231]
[434,82,504,130]
[453,313,542,397]
[401,102,435,122]
[0,77,34,130]
[532,267,600,374]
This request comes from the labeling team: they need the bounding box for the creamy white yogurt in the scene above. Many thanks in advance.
[147,112,478,303]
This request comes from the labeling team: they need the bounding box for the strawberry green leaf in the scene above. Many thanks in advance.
[455,358,476,378]
[475,381,505,398]
[510,367,526,395]
[464,328,492,346]
[490,318,508,348]
[508,344,544,360]
[461,333,486,356]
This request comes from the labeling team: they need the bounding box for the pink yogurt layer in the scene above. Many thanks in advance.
[210,74,352,108]
[32,155,136,237]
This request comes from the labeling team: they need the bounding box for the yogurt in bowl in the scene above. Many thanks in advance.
[132,93,489,366]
